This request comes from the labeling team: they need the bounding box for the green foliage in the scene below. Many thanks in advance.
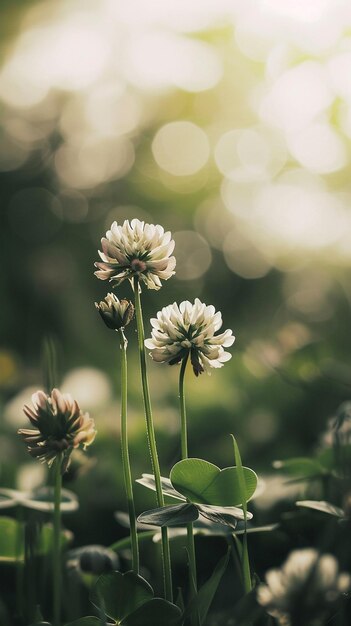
[136,474,184,501]
[170,458,257,506]
[89,571,182,626]
[0,516,71,563]
[121,599,181,626]
[231,436,248,520]
[195,504,249,529]
[318,444,351,473]
[273,457,325,477]
[184,550,230,626]
[231,435,251,593]
[138,503,199,527]
[90,571,153,622]
[138,501,251,530]
[296,500,345,518]
[65,616,101,626]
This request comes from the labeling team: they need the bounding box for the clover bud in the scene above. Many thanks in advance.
[95,293,134,330]
[78,545,119,575]
[18,389,96,470]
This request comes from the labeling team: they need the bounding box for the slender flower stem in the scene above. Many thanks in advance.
[53,455,62,626]
[179,355,197,598]
[241,530,251,594]
[118,328,139,574]
[133,277,173,602]
[15,507,24,619]
[179,355,189,459]
[231,437,252,595]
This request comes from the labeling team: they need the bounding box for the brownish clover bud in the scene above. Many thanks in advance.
[18,389,96,470]
[95,293,134,331]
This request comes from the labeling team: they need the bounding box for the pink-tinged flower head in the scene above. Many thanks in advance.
[18,389,96,470]
[94,219,176,290]
[145,299,235,376]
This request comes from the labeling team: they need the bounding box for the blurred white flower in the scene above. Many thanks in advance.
[4,386,42,428]
[17,462,46,492]
[145,298,234,375]
[257,548,351,626]
[61,368,111,412]
[94,218,176,290]
[320,402,351,449]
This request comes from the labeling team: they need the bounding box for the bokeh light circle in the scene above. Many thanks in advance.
[173,230,212,280]
[152,121,210,176]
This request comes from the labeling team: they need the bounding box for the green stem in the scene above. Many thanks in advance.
[109,530,156,552]
[231,436,252,595]
[179,355,189,459]
[241,530,251,594]
[179,355,197,598]
[133,277,173,602]
[53,456,62,626]
[118,328,139,574]
[15,507,24,619]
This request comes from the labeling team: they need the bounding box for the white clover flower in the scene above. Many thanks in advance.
[257,548,351,626]
[94,219,176,290]
[145,299,235,376]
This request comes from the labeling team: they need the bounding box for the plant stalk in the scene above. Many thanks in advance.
[133,276,173,602]
[231,437,251,595]
[53,455,62,626]
[179,355,197,598]
[118,328,139,573]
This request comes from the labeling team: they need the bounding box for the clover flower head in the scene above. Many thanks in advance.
[257,548,351,626]
[18,389,96,470]
[145,298,235,376]
[94,219,176,290]
[95,293,134,330]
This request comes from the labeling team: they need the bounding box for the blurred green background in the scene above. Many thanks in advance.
[1,0,351,609]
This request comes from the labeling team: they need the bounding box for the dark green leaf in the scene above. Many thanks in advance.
[65,620,101,626]
[175,587,185,613]
[296,500,345,518]
[136,474,185,501]
[231,435,252,593]
[138,503,199,527]
[170,459,257,506]
[0,518,71,563]
[234,523,279,535]
[123,599,182,626]
[231,436,248,519]
[91,571,153,622]
[0,517,23,563]
[273,457,324,477]
[197,504,249,529]
[185,550,230,625]
[229,588,263,625]
[318,445,351,472]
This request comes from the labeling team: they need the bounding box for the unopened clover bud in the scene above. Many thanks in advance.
[18,389,96,470]
[78,545,119,575]
[95,293,134,330]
